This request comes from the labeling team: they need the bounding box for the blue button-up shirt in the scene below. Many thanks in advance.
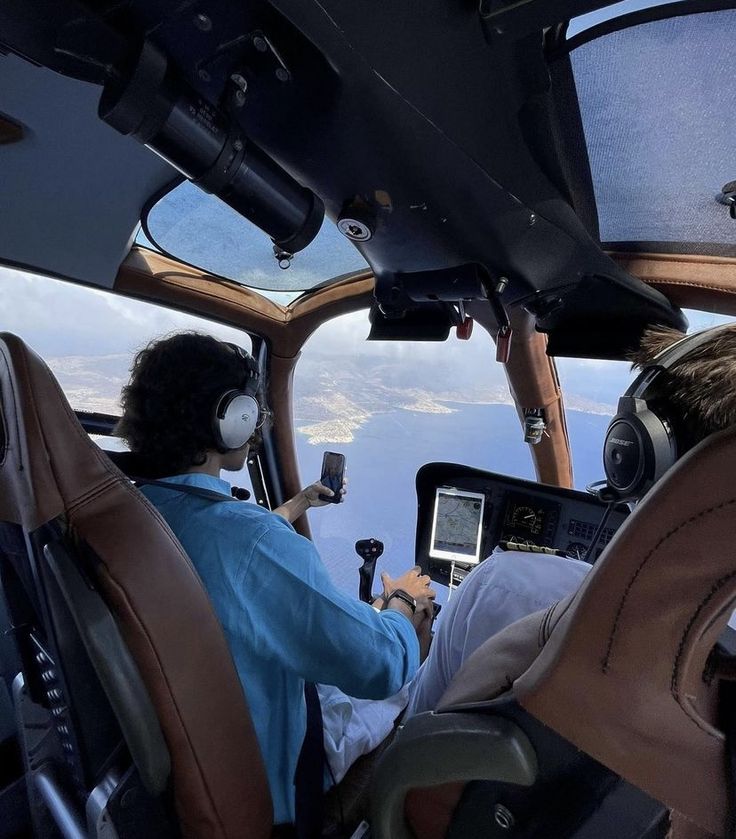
[141,473,419,824]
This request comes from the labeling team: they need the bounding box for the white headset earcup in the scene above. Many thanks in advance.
[214,392,259,450]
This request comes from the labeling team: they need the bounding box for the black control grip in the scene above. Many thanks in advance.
[355,538,384,603]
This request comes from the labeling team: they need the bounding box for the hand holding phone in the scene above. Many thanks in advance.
[319,451,346,503]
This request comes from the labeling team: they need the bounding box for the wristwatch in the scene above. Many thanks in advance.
[386,589,417,615]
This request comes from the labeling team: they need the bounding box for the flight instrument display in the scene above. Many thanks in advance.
[429,486,486,564]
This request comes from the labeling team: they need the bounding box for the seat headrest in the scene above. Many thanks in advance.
[442,425,736,836]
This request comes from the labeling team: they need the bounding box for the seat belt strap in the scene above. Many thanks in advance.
[294,681,325,839]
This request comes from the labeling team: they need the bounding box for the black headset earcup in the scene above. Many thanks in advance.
[213,391,259,450]
[603,398,676,500]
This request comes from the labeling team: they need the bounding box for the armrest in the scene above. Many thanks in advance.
[369,711,537,839]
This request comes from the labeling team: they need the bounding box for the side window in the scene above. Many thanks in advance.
[293,310,534,594]
[0,266,255,494]
[556,309,735,491]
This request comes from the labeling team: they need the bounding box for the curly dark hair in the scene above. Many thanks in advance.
[628,323,736,450]
[115,332,255,475]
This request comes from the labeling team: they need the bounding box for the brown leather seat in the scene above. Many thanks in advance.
[0,332,272,838]
[405,425,736,838]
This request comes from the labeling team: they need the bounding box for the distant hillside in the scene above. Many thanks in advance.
[45,350,614,432]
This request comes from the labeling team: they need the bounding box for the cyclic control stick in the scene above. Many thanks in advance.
[355,538,384,603]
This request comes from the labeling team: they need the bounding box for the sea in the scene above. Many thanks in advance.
[293,402,611,604]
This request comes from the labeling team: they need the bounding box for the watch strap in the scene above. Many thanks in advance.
[387,588,417,615]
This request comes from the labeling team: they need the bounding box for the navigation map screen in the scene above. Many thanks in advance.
[429,487,485,564]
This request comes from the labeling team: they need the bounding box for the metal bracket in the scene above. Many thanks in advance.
[717,181,736,220]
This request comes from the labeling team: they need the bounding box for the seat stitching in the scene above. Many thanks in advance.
[667,577,731,739]
[537,608,545,646]
[66,476,122,512]
[603,497,736,674]
[648,279,736,294]
[671,569,736,699]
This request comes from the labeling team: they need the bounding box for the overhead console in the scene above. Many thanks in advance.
[0,0,686,356]
[416,462,630,588]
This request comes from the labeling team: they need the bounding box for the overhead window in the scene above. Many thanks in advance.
[568,10,736,255]
[140,181,368,292]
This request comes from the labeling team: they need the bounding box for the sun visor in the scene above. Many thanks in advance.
[536,273,690,360]
[367,303,453,342]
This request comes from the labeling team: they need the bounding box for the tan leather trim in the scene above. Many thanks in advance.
[466,303,573,488]
[269,352,310,538]
[115,248,289,340]
[116,248,375,358]
[504,310,572,488]
[611,251,736,315]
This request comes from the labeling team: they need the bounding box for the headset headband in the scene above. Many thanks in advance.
[626,323,734,399]
[225,342,259,390]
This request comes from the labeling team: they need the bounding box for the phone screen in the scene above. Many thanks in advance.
[320,452,345,502]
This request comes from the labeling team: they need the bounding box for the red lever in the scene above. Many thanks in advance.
[456,317,474,340]
[496,325,513,363]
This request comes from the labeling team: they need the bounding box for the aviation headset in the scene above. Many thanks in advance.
[603,324,733,501]
[212,343,263,451]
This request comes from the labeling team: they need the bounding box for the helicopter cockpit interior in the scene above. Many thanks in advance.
[1,0,735,837]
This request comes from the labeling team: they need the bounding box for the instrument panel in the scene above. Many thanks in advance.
[415,462,630,587]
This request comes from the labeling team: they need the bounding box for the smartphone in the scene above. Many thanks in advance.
[319,451,346,503]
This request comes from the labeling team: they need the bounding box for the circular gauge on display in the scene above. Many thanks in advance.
[508,505,540,532]
[566,542,588,560]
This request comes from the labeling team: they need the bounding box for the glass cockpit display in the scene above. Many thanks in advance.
[429,487,486,564]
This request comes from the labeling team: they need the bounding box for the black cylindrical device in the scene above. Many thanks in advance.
[99,40,324,252]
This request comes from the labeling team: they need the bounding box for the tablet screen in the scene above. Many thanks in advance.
[429,487,485,564]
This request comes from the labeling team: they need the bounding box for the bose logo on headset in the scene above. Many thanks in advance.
[212,344,263,452]
[602,324,732,501]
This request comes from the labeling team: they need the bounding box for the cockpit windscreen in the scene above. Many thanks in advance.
[429,487,485,564]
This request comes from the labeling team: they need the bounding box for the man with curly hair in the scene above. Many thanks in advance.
[116,332,435,831]
[408,322,736,715]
